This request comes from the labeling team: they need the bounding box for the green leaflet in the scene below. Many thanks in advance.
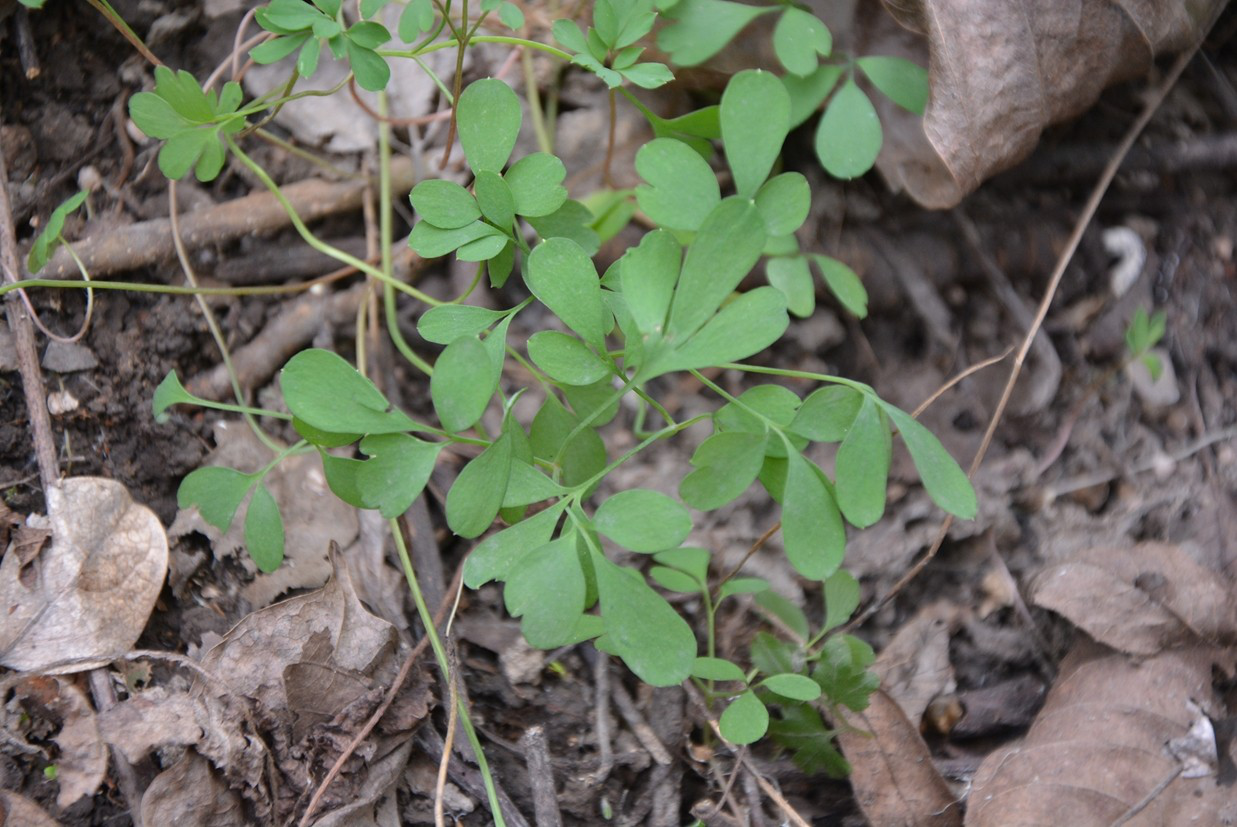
[593,488,692,552]
[281,349,418,435]
[525,238,608,347]
[815,78,882,180]
[526,331,610,386]
[878,401,977,519]
[666,198,767,341]
[457,78,522,173]
[592,551,696,686]
[657,0,774,67]
[719,689,768,745]
[463,500,567,587]
[857,55,929,114]
[720,70,791,198]
[634,138,720,232]
[244,483,285,572]
[766,256,815,319]
[834,396,891,528]
[680,431,765,510]
[354,434,443,518]
[445,430,513,537]
[780,445,844,581]
[504,535,587,647]
[772,7,831,77]
[178,466,252,532]
[620,229,680,335]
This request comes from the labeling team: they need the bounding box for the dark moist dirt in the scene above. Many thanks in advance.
[3,2,1237,826]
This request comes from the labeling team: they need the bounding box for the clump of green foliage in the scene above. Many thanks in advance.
[128,0,964,762]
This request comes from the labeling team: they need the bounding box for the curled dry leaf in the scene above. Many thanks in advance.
[1031,542,1237,657]
[0,477,168,672]
[873,600,964,725]
[112,546,426,824]
[836,689,962,827]
[8,676,106,809]
[966,639,1235,826]
[861,0,1225,208]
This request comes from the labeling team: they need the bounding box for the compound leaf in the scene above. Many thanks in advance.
[464,500,567,587]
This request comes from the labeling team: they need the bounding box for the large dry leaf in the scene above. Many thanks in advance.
[0,477,168,672]
[8,676,106,809]
[169,421,359,608]
[966,639,1234,826]
[1031,542,1237,656]
[837,689,962,827]
[861,0,1224,208]
[141,752,248,827]
[0,790,59,827]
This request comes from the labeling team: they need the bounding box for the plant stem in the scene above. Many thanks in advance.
[522,47,554,155]
[388,35,573,62]
[390,520,507,827]
[378,92,436,376]
[716,362,874,396]
[226,136,443,307]
[576,413,710,492]
[603,87,617,187]
[440,0,469,169]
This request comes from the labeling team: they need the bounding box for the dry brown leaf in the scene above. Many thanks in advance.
[168,421,359,608]
[874,601,964,725]
[0,790,59,827]
[1031,542,1237,656]
[97,687,209,764]
[0,477,168,672]
[8,676,106,809]
[836,689,962,827]
[965,639,1233,826]
[140,752,248,827]
[861,0,1224,208]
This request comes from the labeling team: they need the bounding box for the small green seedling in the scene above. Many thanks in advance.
[26,191,88,274]
[1125,306,1167,380]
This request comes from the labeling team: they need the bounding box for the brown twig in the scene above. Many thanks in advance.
[844,41,1209,634]
[712,521,781,599]
[911,345,1016,419]
[299,558,467,826]
[519,726,563,827]
[38,159,417,280]
[14,6,41,80]
[0,128,59,495]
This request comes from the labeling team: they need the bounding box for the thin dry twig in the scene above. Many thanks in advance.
[519,726,563,827]
[0,128,59,496]
[846,41,1207,632]
[911,345,1016,419]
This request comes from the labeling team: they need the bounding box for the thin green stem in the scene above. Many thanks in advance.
[552,376,635,472]
[632,386,676,428]
[174,398,292,421]
[226,135,443,307]
[385,35,573,62]
[522,47,554,154]
[377,92,435,376]
[716,362,873,396]
[440,0,469,169]
[410,54,457,105]
[575,413,710,492]
[390,520,506,827]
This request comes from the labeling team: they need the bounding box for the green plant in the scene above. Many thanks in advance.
[13,0,976,781]
[1125,306,1167,380]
